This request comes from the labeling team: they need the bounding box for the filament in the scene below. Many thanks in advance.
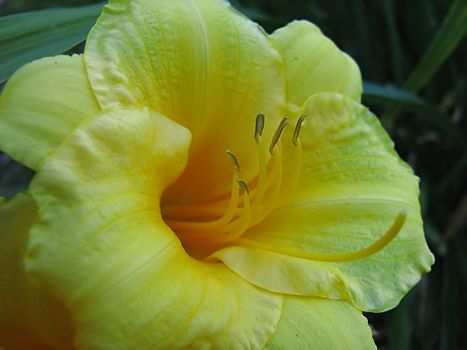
[281,116,305,201]
[166,171,240,232]
[253,132,268,205]
[251,144,283,226]
[215,180,252,243]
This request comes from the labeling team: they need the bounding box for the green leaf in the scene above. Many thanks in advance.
[363,81,425,108]
[379,0,408,84]
[230,0,271,22]
[0,3,103,83]
[404,0,467,92]
[385,290,414,350]
[362,81,466,149]
[440,257,460,350]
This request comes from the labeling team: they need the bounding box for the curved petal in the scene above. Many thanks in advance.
[215,93,434,312]
[0,193,74,350]
[266,296,375,349]
[0,54,100,170]
[27,108,282,349]
[271,20,362,108]
[85,0,286,204]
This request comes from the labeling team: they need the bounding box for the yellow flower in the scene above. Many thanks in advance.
[0,0,434,348]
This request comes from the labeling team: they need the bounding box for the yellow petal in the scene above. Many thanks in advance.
[0,54,100,170]
[85,0,286,204]
[266,296,376,349]
[271,21,362,108]
[215,93,434,312]
[0,193,74,350]
[27,108,282,349]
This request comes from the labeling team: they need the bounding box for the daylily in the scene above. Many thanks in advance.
[0,0,434,348]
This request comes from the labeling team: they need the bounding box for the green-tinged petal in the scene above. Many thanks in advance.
[271,21,362,108]
[27,108,282,349]
[0,193,74,350]
[0,54,100,170]
[266,296,376,349]
[85,0,286,204]
[215,93,434,312]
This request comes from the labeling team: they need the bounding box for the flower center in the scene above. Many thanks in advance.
[162,113,407,262]
[162,114,302,252]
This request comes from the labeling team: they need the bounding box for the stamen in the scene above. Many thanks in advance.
[237,180,250,195]
[165,114,305,249]
[165,150,244,238]
[293,114,306,146]
[253,118,287,219]
[255,113,265,142]
[253,128,268,205]
[166,172,240,232]
[225,149,240,173]
[235,210,407,262]
[269,118,288,154]
[280,115,305,201]
[251,144,283,226]
[208,180,252,244]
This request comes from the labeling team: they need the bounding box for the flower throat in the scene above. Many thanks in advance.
[162,113,406,262]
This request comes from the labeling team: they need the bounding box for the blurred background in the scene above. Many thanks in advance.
[0,0,466,349]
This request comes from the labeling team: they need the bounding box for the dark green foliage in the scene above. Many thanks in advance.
[0,0,465,348]
[0,3,102,83]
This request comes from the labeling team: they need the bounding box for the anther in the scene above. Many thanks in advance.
[293,114,306,145]
[269,118,288,154]
[225,149,240,173]
[255,113,265,142]
[237,180,250,194]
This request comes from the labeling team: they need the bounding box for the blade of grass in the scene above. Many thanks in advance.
[380,0,408,84]
[385,294,413,350]
[363,81,425,108]
[0,3,103,83]
[350,0,380,80]
[363,81,466,149]
[404,0,467,92]
[230,0,278,23]
[440,257,459,350]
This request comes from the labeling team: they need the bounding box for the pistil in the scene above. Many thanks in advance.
[235,210,407,262]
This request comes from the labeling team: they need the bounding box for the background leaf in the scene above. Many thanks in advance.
[403,0,467,92]
[363,82,425,108]
[0,3,102,83]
